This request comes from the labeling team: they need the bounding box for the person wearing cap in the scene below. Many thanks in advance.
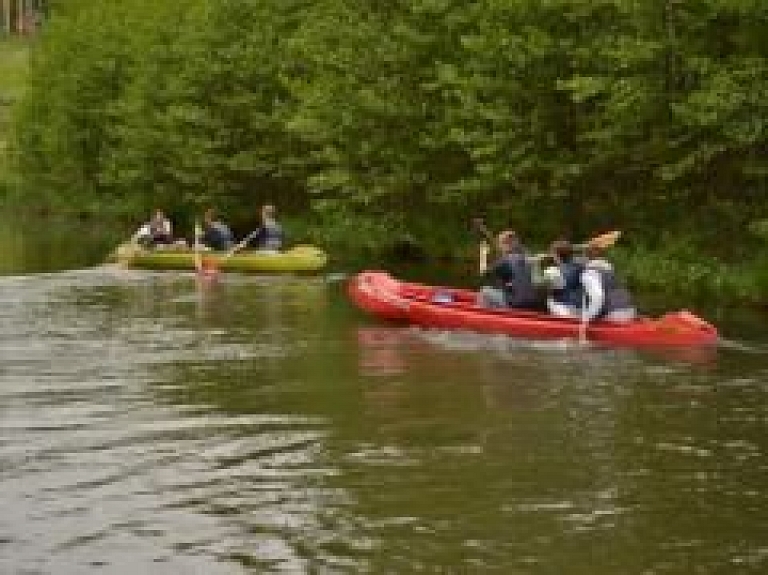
[477,230,540,310]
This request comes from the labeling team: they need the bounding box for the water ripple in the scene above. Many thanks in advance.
[0,269,355,574]
[1,266,767,574]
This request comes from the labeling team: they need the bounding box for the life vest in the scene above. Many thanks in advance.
[260,221,283,250]
[551,260,585,309]
[204,222,233,250]
[494,250,538,309]
[148,218,171,241]
[588,263,634,318]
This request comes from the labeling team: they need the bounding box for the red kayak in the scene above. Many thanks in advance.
[347,271,719,348]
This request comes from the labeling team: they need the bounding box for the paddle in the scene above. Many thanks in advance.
[574,231,622,344]
[225,237,250,259]
[472,219,620,255]
[192,219,226,278]
[579,292,589,344]
[574,230,622,251]
[471,217,493,244]
[472,218,493,274]
[193,219,203,273]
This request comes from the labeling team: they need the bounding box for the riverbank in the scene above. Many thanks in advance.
[2,200,767,308]
[304,215,768,308]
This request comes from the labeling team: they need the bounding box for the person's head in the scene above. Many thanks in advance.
[550,239,574,263]
[585,244,604,261]
[261,203,276,221]
[496,230,519,253]
[203,208,216,224]
[152,209,166,223]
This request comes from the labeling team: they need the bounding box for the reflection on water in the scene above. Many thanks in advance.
[0,215,117,275]
[347,322,767,573]
[356,327,409,377]
[0,244,766,572]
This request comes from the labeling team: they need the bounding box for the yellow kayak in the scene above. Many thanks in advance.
[110,244,328,273]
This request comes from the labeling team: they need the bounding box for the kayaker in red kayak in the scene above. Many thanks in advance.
[477,230,541,310]
[543,241,636,323]
[542,240,586,318]
[582,243,636,322]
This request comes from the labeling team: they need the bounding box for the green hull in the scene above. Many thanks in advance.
[111,244,328,273]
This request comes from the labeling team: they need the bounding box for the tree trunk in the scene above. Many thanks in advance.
[2,0,10,35]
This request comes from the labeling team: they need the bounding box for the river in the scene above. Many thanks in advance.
[0,215,766,574]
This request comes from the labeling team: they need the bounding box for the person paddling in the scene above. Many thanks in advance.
[131,209,173,248]
[542,240,587,318]
[477,230,540,310]
[580,244,636,323]
[230,203,283,254]
[541,240,635,322]
[200,208,234,251]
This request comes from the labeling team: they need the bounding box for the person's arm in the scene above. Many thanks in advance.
[581,269,604,321]
[131,223,150,243]
[230,229,259,254]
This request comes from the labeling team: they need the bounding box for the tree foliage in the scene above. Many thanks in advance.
[10,0,768,247]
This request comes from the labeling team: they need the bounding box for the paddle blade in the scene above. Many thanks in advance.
[193,220,203,272]
[198,255,220,279]
[585,230,621,249]
[114,243,140,265]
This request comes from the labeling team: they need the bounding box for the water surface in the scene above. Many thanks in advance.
[0,216,766,574]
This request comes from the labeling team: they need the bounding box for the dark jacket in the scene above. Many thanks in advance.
[243,221,283,250]
[202,221,234,251]
[551,260,586,309]
[488,248,539,309]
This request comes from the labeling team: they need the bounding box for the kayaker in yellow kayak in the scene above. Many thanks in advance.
[131,209,174,248]
[200,208,234,251]
[230,203,284,254]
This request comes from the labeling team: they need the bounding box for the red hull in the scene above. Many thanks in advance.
[347,271,719,348]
